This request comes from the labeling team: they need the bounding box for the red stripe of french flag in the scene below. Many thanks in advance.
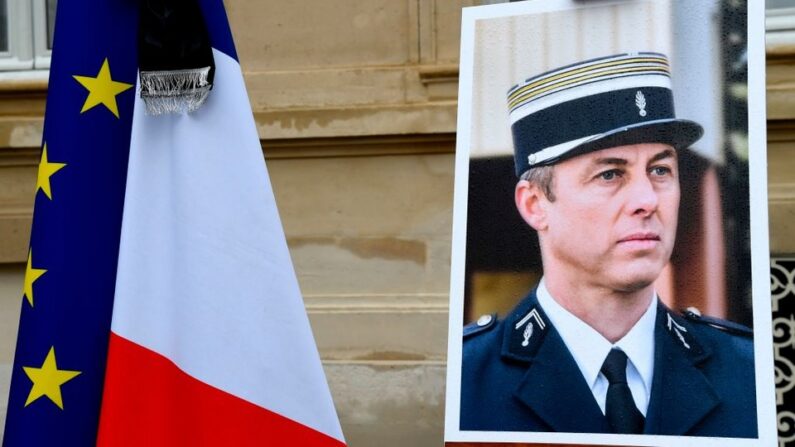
[99,335,344,446]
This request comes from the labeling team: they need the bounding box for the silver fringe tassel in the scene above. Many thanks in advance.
[139,66,211,115]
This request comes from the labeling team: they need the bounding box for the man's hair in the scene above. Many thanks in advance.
[519,165,556,202]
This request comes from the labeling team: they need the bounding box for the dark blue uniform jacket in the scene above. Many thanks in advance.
[460,289,758,437]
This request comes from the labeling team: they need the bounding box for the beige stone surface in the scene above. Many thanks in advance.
[0,119,43,149]
[228,0,463,140]
[246,69,414,110]
[0,264,23,441]
[0,266,22,366]
[269,153,455,296]
[271,154,453,238]
[768,59,795,120]
[429,0,474,64]
[307,295,448,361]
[229,1,413,71]
[226,0,464,121]
[275,152,452,445]
[254,102,457,140]
[325,362,445,447]
[0,148,36,263]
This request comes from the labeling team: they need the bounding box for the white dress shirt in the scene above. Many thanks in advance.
[535,279,657,416]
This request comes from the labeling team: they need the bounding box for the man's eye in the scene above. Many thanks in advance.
[598,170,621,181]
[651,166,671,176]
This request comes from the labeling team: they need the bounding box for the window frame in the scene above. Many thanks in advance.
[0,0,34,70]
[32,0,53,69]
[0,0,53,71]
[767,6,795,48]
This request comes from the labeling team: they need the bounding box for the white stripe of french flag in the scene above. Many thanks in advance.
[96,46,345,447]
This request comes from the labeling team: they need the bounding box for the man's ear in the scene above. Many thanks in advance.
[515,180,548,231]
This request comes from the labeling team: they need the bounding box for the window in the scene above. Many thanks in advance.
[0,0,8,53]
[768,1,795,48]
[0,0,56,71]
[769,0,795,9]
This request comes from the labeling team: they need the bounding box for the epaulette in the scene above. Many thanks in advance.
[682,307,753,338]
[464,313,497,339]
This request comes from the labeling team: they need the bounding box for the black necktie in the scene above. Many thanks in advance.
[601,348,645,434]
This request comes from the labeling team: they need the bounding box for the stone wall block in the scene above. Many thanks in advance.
[324,362,445,447]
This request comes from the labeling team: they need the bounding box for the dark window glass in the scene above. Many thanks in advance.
[47,0,56,49]
[768,0,795,9]
[0,0,8,52]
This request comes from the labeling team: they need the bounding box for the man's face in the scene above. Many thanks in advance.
[526,143,680,293]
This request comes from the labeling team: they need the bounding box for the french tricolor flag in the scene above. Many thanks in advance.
[3,0,345,445]
[98,2,346,445]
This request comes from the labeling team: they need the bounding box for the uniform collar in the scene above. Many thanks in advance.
[644,301,717,434]
[500,288,551,362]
[500,284,719,434]
[503,286,608,432]
[536,279,656,394]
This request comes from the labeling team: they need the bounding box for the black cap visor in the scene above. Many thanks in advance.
[538,118,704,167]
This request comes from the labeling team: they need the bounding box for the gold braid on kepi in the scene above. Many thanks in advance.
[508,52,703,176]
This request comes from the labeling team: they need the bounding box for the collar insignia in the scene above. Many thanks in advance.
[667,312,691,349]
[516,308,546,347]
[502,297,553,363]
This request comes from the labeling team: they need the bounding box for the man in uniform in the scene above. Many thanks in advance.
[460,52,757,437]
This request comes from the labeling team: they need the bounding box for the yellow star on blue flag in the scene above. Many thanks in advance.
[22,250,46,307]
[23,347,81,410]
[73,58,133,118]
[35,143,66,200]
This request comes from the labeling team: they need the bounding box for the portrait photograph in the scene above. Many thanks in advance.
[443,0,777,446]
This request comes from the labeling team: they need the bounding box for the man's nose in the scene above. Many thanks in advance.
[627,175,659,217]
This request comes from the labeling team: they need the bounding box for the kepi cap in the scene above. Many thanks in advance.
[508,52,703,176]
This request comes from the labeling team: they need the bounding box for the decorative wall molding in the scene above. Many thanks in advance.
[263,133,454,159]
[306,293,449,362]
[769,184,795,204]
[304,292,449,312]
[252,103,457,141]
[769,121,795,141]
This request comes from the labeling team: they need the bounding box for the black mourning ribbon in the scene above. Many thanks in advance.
[139,0,214,78]
[138,0,215,114]
[601,349,645,434]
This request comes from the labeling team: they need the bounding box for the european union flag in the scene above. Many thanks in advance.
[5,0,346,444]
[3,0,138,444]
